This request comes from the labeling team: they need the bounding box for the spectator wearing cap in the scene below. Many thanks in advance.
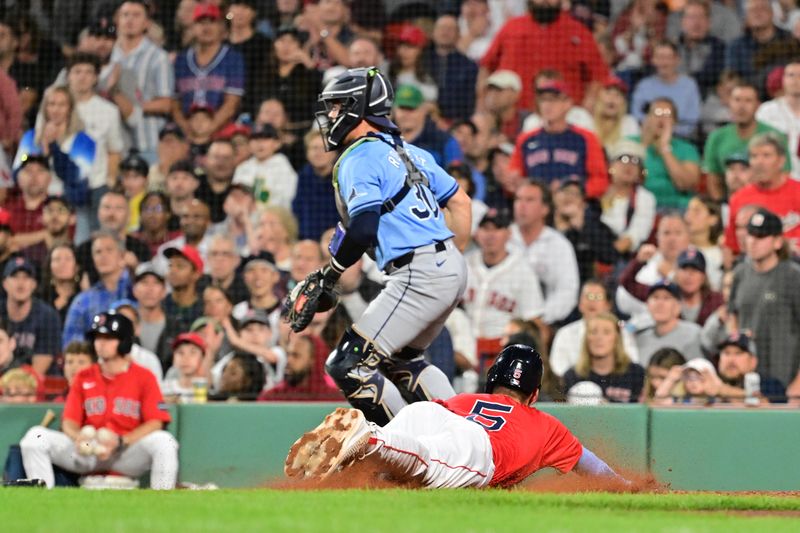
[464,208,547,357]
[162,244,205,336]
[509,76,608,200]
[521,70,596,135]
[703,82,789,201]
[19,196,75,268]
[62,230,133,348]
[392,84,465,169]
[617,212,691,318]
[756,58,800,180]
[211,307,285,393]
[713,333,787,403]
[13,86,94,243]
[725,132,800,255]
[631,41,702,138]
[630,97,701,211]
[563,312,645,403]
[0,257,62,375]
[38,243,83,326]
[75,189,151,284]
[634,280,704,366]
[293,129,339,241]
[218,122,253,166]
[554,180,618,284]
[259,334,342,401]
[162,332,211,403]
[204,234,248,305]
[227,0,273,117]
[481,70,525,142]
[149,124,190,192]
[155,199,213,275]
[210,183,257,254]
[132,191,182,257]
[591,76,640,154]
[232,252,282,338]
[263,25,321,129]
[478,0,609,115]
[173,3,244,138]
[119,152,150,232]
[131,262,171,363]
[388,23,438,104]
[728,207,800,385]
[723,152,752,200]
[66,52,125,222]
[675,0,726,98]
[164,160,202,231]
[196,139,237,223]
[652,357,722,405]
[600,140,657,256]
[422,14,478,122]
[551,280,640,378]
[111,298,164,387]
[110,1,174,163]
[672,247,723,326]
[232,124,298,211]
[509,181,580,324]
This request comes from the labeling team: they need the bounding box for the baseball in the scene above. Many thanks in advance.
[94,444,109,457]
[97,428,117,445]
[79,426,97,439]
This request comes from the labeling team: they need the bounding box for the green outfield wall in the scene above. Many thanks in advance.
[1,404,797,490]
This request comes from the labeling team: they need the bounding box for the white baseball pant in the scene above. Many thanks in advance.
[370,402,495,488]
[19,426,179,489]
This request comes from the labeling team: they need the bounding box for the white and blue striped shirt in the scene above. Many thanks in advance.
[110,37,174,155]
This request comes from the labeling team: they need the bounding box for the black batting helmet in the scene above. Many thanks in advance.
[485,344,544,396]
[315,67,397,151]
[86,311,134,355]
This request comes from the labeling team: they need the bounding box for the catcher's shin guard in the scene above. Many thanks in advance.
[326,328,407,425]
[383,347,456,403]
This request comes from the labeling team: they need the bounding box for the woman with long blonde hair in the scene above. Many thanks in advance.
[562,312,645,403]
[14,85,97,242]
[592,79,640,153]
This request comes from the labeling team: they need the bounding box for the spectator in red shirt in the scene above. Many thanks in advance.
[259,334,342,402]
[478,0,609,113]
[509,79,608,199]
[725,132,800,255]
[4,155,50,247]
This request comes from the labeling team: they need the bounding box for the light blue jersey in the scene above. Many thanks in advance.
[336,133,458,270]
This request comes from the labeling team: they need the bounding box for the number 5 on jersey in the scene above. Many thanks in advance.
[466,400,513,431]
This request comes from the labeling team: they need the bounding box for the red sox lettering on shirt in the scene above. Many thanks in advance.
[64,363,170,435]
[438,393,583,487]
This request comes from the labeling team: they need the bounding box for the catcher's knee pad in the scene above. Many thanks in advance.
[326,328,394,425]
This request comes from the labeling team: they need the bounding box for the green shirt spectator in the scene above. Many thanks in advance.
[629,134,701,210]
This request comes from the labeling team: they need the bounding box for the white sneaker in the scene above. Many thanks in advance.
[284,407,373,479]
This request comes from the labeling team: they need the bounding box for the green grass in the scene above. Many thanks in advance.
[2,489,799,533]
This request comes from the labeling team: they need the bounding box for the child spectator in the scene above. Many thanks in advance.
[119,153,150,232]
[641,348,686,402]
[62,341,93,387]
[562,312,645,403]
[0,368,37,403]
[653,357,720,405]
[163,333,210,403]
[232,125,298,211]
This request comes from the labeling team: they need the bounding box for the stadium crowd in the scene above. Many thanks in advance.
[1,0,800,408]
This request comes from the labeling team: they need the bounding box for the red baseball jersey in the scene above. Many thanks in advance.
[438,393,583,487]
[64,363,170,435]
[724,178,800,253]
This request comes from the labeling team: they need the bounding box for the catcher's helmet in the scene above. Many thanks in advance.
[485,344,544,396]
[315,67,397,151]
[86,310,134,355]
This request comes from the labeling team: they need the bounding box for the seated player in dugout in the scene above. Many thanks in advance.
[285,67,472,425]
[286,344,628,489]
[18,311,178,489]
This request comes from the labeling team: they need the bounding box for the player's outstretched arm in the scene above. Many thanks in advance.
[573,446,630,485]
[443,187,472,252]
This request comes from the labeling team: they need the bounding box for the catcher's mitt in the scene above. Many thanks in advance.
[284,269,339,333]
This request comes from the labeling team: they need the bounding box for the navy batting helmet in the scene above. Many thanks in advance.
[315,67,397,151]
[485,344,544,396]
[86,311,134,355]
